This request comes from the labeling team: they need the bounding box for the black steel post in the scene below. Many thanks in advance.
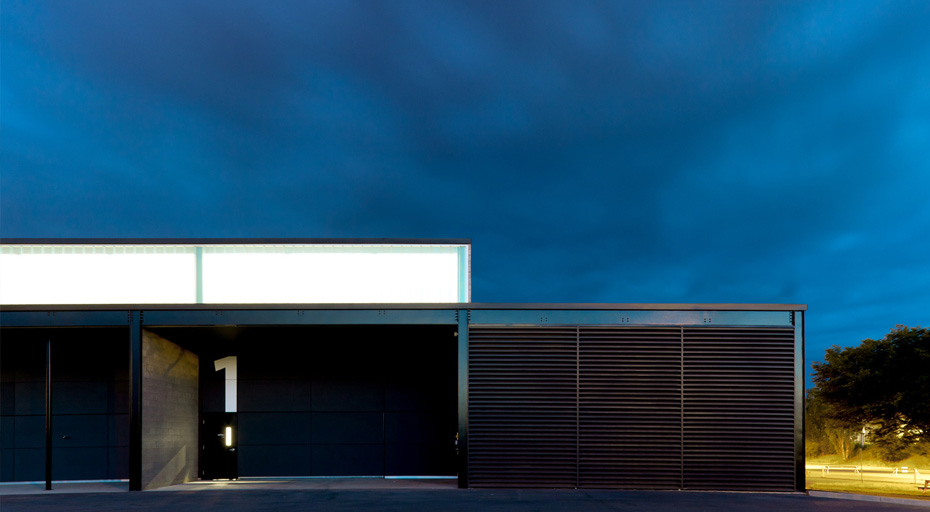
[45,339,52,490]
[457,311,468,488]
[795,310,806,492]
[129,311,143,491]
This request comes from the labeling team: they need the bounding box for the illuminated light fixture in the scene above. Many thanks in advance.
[225,427,232,447]
[0,245,196,304]
[201,245,464,303]
[0,243,470,304]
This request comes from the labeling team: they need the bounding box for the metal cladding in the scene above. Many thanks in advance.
[467,325,798,491]
[468,327,579,487]
[581,327,682,489]
[682,327,796,490]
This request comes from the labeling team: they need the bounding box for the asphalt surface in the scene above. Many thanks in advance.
[2,480,929,512]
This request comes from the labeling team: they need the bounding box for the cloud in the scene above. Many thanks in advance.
[2,0,929,377]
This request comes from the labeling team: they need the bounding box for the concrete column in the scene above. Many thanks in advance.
[141,330,199,490]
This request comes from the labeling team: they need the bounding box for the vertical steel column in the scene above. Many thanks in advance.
[794,310,806,492]
[457,310,468,488]
[456,246,469,302]
[45,339,52,491]
[195,246,204,304]
[575,327,580,489]
[129,311,143,491]
[680,326,684,490]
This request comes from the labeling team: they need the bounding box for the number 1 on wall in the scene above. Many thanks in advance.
[214,356,237,413]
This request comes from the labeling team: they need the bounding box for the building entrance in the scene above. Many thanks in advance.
[201,412,238,480]
[166,325,457,479]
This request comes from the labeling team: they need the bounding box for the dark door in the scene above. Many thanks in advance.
[202,412,238,480]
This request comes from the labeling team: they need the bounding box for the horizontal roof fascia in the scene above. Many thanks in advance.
[1,304,804,328]
[0,238,471,246]
[0,303,807,311]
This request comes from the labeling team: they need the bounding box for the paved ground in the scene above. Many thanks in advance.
[2,479,928,512]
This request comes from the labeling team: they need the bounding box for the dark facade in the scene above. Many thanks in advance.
[0,304,805,491]
[1,328,128,482]
[468,324,798,490]
[191,325,458,477]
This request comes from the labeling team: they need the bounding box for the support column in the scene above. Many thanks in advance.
[795,310,806,492]
[195,246,203,304]
[141,330,199,489]
[45,339,52,491]
[457,310,468,488]
[129,311,143,491]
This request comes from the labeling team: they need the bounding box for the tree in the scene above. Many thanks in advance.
[805,389,858,459]
[812,326,929,457]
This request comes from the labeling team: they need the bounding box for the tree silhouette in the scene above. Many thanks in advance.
[812,326,929,457]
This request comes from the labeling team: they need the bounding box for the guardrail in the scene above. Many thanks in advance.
[820,465,860,476]
[807,464,924,484]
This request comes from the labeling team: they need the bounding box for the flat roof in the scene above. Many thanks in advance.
[0,238,471,245]
[0,303,807,311]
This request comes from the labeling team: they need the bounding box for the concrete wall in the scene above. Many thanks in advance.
[142,330,199,489]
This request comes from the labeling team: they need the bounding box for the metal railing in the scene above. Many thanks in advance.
[808,464,926,485]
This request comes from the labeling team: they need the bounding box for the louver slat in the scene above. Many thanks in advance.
[682,327,796,491]
[468,327,577,488]
[579,327,682,489]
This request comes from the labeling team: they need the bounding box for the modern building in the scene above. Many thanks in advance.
[0,239,805,491]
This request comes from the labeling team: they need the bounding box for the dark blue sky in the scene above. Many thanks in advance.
[2,0,928,379]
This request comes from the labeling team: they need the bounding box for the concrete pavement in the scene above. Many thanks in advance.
[2,478,930,512]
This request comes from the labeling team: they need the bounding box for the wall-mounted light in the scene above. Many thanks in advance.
[225,427,232,447]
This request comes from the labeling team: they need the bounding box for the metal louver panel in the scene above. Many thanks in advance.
[466,323,799,490]
[579,327,682,489]
[682,327,796,491]
[468,327,578,488]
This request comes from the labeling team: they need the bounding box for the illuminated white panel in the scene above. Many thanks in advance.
[202,245,462,303]
[0,245,196,305]
[0,242,469,305]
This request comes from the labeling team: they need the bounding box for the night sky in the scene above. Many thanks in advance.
[2,1,928,381]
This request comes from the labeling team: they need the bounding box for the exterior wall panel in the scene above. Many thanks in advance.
[467,322,799,491]
[468,327,578,488]
[579,327,682,489]
[0,329,128,483]
[682,327,796,491]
